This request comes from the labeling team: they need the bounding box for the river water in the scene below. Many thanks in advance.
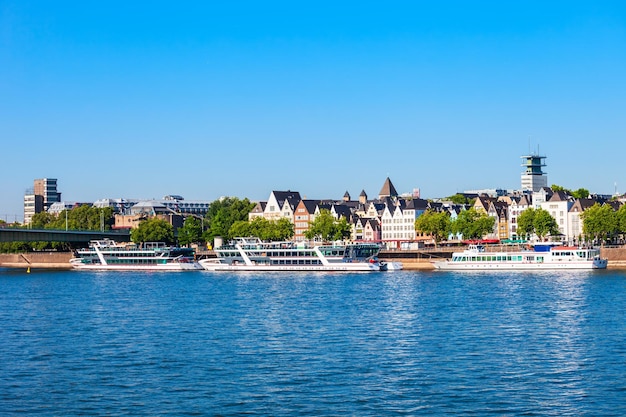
[1,268,625,416]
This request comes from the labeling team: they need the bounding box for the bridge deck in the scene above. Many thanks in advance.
[0,228,131,243]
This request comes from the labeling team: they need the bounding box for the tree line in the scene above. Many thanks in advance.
[3,195,625,253]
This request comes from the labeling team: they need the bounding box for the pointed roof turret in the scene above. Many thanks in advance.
[343,191,351,202]
[378,177,398,199]
[359,189,368,204]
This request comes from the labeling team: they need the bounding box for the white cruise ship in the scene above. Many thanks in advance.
[433,244,608,270]
[199,237,400,272]
[70,239,203,271]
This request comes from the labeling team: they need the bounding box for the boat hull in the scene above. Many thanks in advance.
[70,259,203,271]
[384,261,404,271]
[199,259,383,272]
[433,260,608,270]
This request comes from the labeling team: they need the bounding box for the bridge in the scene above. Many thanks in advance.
[0,228,131,243]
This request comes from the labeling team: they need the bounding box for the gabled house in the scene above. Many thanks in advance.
[427,200,443,212]
[380,201,397,245]
[293,199,320,241]
[473,195,495,214]
[263,190,301,220]
[363,218,381,242]
[488,200,509,240]
[507,194,531,240]
[363,202,385,219]
[379,197,429,248]
[539,190,573,241]
[352,217,367,241]
[330,204,353,222]
[248,201,266,220]
[280,195,300,221]
[568,198,600,244]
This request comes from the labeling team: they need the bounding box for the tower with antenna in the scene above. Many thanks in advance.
[520,152,547,192]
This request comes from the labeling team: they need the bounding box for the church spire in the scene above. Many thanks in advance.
[378,177,398,199]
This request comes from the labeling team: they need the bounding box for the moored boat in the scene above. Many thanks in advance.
[433,244,607,270]
[199,237,398,272]
[70,239,203,271]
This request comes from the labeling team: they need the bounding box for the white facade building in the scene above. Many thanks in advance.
[380,199,428,247]
[539,191,573,242]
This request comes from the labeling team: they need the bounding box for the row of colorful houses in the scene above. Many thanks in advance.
[249,177,625,247]
[471,187,624,244]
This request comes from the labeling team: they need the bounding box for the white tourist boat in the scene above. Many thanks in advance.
[433,244,608,270]
[70,239,203,271]
[199,237,400,272]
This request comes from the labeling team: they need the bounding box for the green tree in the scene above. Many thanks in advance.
[450,208,495,240]
[517,208,536,238]
[581,203,617,244]
[0,241,31,253]
[333,217,352,241]
[551,185,589,199]
[131,218,174,244]
[414,209,451,246]
[30,206,114,231]
[305,209,351,241]
[228,217,295,241]
[571,188,590,199]
[61,206,114,230]
[616,204,626,237]
[30,212,55,229]
[517,208,560,241]
[447,194,469,205]
[203,197,256,243]
[228,219,255,239]
[263,217,295,241]
[533,208,560,240]
[177,216,203,246]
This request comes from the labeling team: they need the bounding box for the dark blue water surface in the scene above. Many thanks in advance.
[1,268,625,416]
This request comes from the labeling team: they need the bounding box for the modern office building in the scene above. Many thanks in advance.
[24,178,62,224]
[23,190,43,225]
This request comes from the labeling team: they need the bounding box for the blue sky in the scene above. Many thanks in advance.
[1,1,625,221]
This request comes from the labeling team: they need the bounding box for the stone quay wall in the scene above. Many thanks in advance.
[0,252,73,269]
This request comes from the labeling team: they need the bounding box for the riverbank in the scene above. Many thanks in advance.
[0,252,438,271]
[0,252,73,269]
[3,247,626,271]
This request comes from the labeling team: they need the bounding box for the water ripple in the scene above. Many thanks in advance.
[1,269,626,415]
